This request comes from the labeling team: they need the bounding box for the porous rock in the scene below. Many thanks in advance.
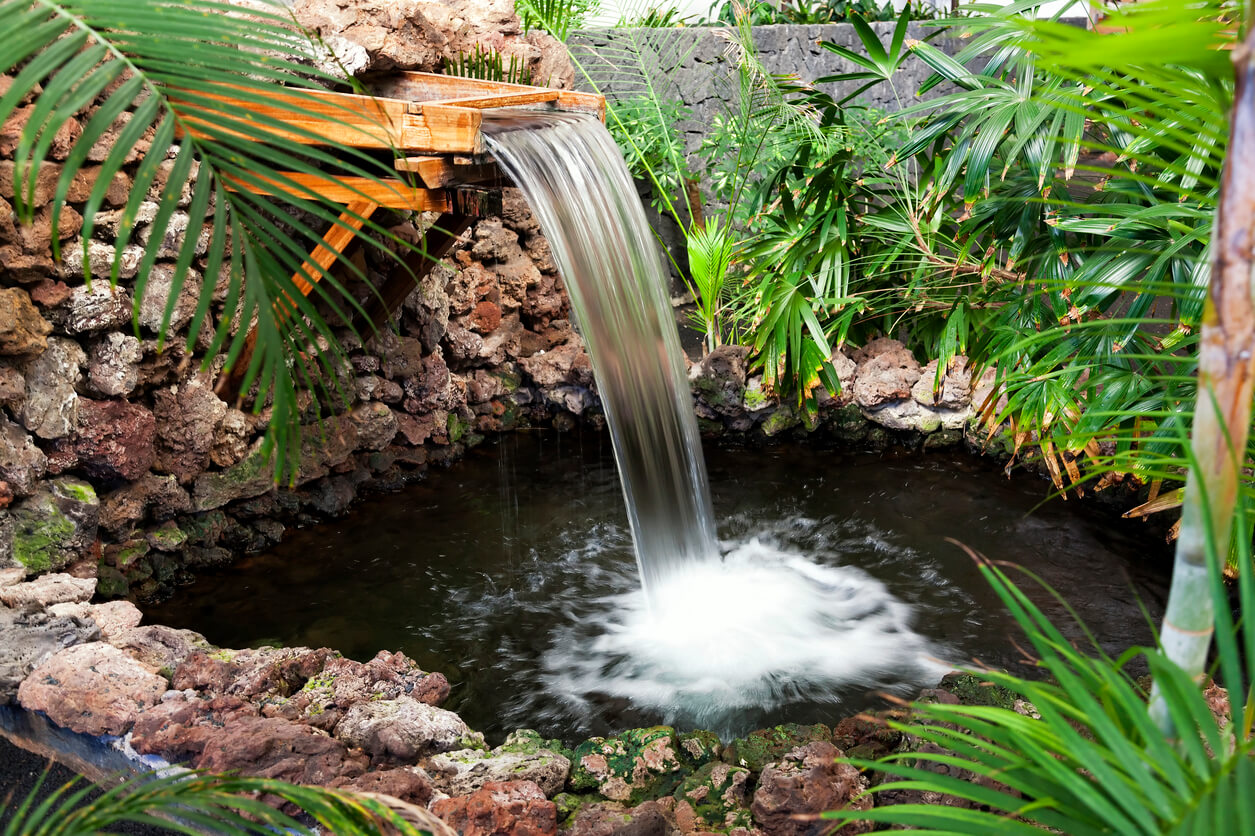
[428,729,571,797]
[48,598,143,638]
[108,624,209,673]
[17,642,167,736]
[750,742,870,836]
[152,379,227,481]
[911,357,973,410]
[6,477,98,574]
[62,282,132,334]
[571,726,702,804]
[334,695,471,762]
[432,780,558,836]
[0,415,47,496]
[0,572,94,608]
[195,715,370,785]
[349,401,398,451]
[0,605,100,703]
[20,336,84,439]
[87,332,143,397]
[0,287,52,356]
[60,398,157,482]
[137,264,202,334]
[851,338,921,409]
[692,345,749,418]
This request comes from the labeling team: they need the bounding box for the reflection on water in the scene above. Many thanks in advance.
[145,431,1172,742]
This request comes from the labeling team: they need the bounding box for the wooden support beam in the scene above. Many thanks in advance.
[215,201,379,403]
[363,213,474,332]
[227,172,453,212]
[394,155,503,189]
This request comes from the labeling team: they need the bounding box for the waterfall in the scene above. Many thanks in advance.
[484,111,721,601]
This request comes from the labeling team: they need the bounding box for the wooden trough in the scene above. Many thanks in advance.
[200,72,605,401]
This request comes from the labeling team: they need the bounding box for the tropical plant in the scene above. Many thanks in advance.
[445,44,534,86]
[820,0,1255,829]
[3,769,444,836]
[1,0,417,479]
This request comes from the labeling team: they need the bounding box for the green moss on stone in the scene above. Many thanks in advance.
[58,481,98,503]
[742,387,770,411]
[447,413,469,443]
[938,672,1022,711]
[12,510,74,572]
[761,407,799,438]
[550,792,587,823]
[723,723,832,773]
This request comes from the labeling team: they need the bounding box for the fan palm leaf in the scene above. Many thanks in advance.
[1,0,418,479]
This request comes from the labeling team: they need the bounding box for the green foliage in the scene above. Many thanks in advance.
[703,0,938,26]
[445,44,534,86]
[824,536,1255,834]
[0,0,416,482]
[2,769,437,836]
[519,0,599,41]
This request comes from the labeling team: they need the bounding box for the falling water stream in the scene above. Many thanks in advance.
[483,111,721,599]
[481,111,943,730]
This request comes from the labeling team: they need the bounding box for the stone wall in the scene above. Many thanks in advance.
[571,21,961,160]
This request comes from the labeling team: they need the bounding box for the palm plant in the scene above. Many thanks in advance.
[3,769,445,835]
[1,0,418,479]
[819,0,1255,828]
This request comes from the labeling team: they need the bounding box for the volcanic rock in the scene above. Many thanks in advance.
[852,338,921,409]
[47,598,143,639]
[335,695,471,762]
[0,287,51,356]
[59,398,157,482]
[0,416,46,496]
[5,477,98,574]
[750,742,870,836]
[87,332,143,397]
[152,379,227,481]
[108,624,209,673]
[137,264,202,334]
[349,401,398,451]
[912,357,973,409]
[196,715,370,785]
[20,336,84,439]
[17,642,167,736]
[0,572,94,608]
[428,729,571,797]
[0,605,100,703]
[62,282,132,334]
[432,780,558,836]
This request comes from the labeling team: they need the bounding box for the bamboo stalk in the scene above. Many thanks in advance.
[1150,32,1255,737]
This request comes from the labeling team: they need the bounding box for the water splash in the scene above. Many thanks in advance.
[540,539,947,738]
[484,111,720,603]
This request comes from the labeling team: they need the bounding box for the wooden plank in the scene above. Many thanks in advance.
[226,172,453,212]
[364,213,474,332]
[401,106,484,155]
[368,72,543,103]
[290,201,379,297]
[173,85,408,148]
[423,90,562,109]
[394,155,503,188]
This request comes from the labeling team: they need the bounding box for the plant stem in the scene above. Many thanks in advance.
[1150,31,1255,738]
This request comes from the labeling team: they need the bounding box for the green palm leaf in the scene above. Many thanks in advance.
[1,0,418,480]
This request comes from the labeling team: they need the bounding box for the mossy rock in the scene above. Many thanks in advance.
[551,792,591,824]
[569,726,691,804]
[936,672,1024,711]
[9,477,98,574]
[677,729,721,764]
[673,761,752,831]
[722,723,832,773]
[827,403,869,441]
[761,407,800,438]
[500,729,573,761]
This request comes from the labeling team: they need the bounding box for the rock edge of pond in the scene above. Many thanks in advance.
[3,565,1062,836]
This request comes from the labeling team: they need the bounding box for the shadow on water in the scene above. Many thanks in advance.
[146,431,1173,744]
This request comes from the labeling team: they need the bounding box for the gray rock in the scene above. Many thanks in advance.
[692,345,749,418]
[108,624,209,674]
[6,477,99,574]
[137,264,202,334]
[428,731,571,797]
[862,399,968,433]
[209,408,251,468]
[87,332,143,397]
[0,605,100,703]
[0,365,25,414]
[60,240,143,281]
[48,599,143,638]
[348,402,398,451]
[334,696,471,762]
[20,337,84,439]
[912,357,973,410]
[0,416,47,496]
[63,281,133,333]
[0,572,95,608]
[852,338,921,409]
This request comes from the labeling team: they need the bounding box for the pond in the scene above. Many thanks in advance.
[146,431,1172,743]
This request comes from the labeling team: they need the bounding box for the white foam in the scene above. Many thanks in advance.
[540,539,950,734]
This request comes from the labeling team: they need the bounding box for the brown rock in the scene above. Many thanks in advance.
[331,767,435,807]
[109,624,208,673]
[470,300,503,334]
[0,245,56,284]
[0,160,61,207]
[173,646,336,701]
[433,780,558,836]
[518,341,592,387]
[29,279,72,307]
[47,599,143,639]
[196,715,370,785]
[750,742,870,836]
[61,398,157,482]
[17,642,167,736]
[851,339,921,409]
[0,480,12,508]
[152,379,227,481]
[98,473,190,536]
[912,357,973,410]
[65,166,132,206]
[0,288,52,357]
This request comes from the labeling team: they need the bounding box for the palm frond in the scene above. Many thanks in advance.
[1,0,419,480]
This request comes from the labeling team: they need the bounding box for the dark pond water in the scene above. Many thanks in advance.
[146,431,1172,743]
